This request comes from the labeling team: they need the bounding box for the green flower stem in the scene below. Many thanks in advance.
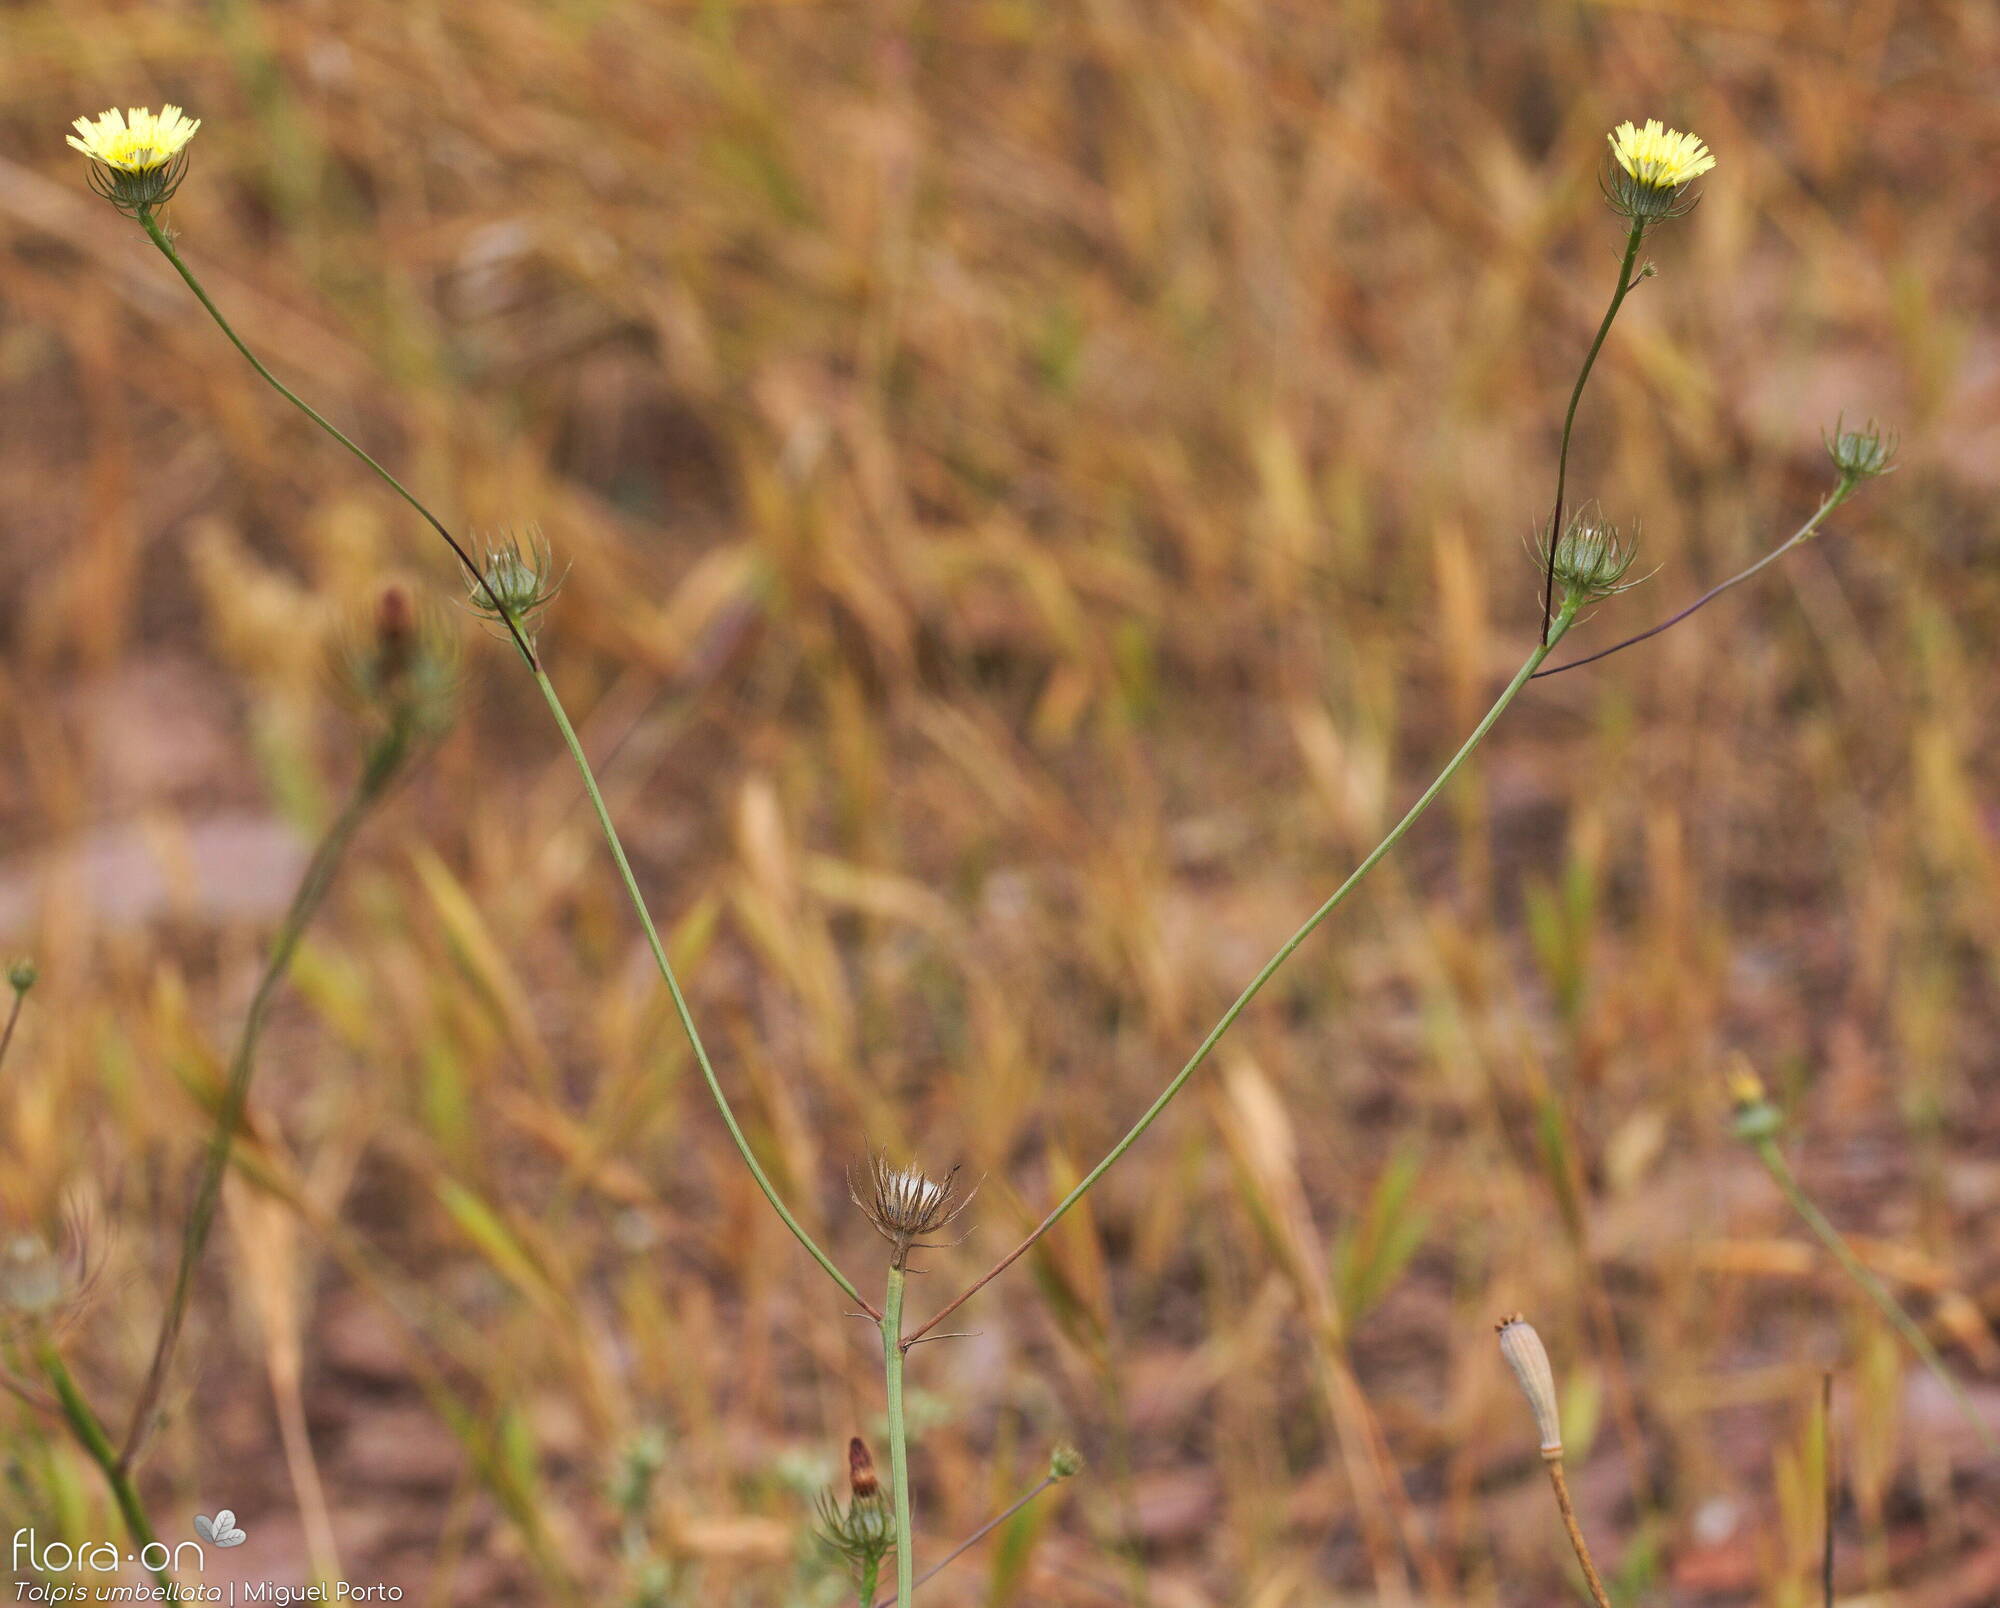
[880,1266,915,1608]
[120,726,410,1468]
[136,207,871,1319]
[909,599,1581,1343]
[533,668,874,1316]
[37,1341,172,1591]
[1534,481,1855,678]
[869,1474,1059,1608]
[1750,1134,1999,1456]
[1541,218,1647,642]
[135,209,539,670]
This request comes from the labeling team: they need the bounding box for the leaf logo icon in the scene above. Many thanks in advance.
[193,1510,248,1548]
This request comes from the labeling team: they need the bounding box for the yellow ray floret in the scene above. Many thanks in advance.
[1607,118,1715,190]
[67,105,201,173]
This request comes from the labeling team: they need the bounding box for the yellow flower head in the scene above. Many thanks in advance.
[1604,119,1714,223]
[1608,119,1715,189]
[67,105,200,173]
[66,104,200,215]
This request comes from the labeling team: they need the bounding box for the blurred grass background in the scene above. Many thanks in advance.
[3,1,2000,1602]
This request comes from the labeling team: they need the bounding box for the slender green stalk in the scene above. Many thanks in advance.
[911,597,1582,1341]
[1750,1135,1999,1456]
[119,728,409,1468]
[137,208,871,1318]
[135,210,539,671]
[868,1474,1059,1608]
[1541,219,1647,640]
[532,669,873,1313]
[1535,481,1854,678]
[880,1267,915,1608]
[37,1341,172,1591]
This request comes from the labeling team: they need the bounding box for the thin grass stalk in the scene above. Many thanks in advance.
[118,726,409,1468]
[1750,1134,1999,1456]
[36,1341,171,1592]
[880,1267,915,1608]
[133,209,873,1319]
[1540,219,1646,641]
[910,596,1582,1341]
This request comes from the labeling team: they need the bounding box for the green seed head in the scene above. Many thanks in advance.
[7,958,36,995]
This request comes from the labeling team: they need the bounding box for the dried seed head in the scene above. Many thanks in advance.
[850,1154,972,1267]
[1049,1443,1084,1481]
[0,1236,65,1315]
[1495,1314,1564,1459]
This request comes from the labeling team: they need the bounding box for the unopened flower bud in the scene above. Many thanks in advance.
[1542,504,1644,605]
[1049,1443,1084,1481]
[337,585,459,739]
[1727,1055,1784,1141]
[8,959,36,995]
[1496,1314,1564,1459]
[816,1436,894,1575]
[470,529,565,640]
[847,1436,880,1503]
[1824,418,1897,482]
